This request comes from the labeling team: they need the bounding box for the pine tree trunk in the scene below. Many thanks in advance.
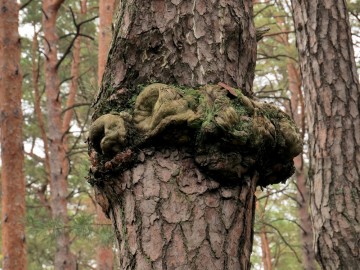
[96,0,116,269]
[260,225,272,270]
[103,148,258,269]
[94,0,257,114]
[93,1,257,269]
[90,1,301,269]
[42,0,75,269]
[287,62,316,270]
[0,1,27,269]
[273,18,316,268]
[291,1,360,269]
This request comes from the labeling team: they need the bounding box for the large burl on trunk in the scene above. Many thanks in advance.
[89,1,302,269]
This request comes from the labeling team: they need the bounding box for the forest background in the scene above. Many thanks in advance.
[0,0,359,269]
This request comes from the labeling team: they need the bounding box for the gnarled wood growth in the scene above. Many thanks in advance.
[90,1,302,269]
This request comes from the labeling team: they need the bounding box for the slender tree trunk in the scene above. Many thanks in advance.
[92,1,258,269]
[42,0,75,269]
[259,12,315,269]
[291,1,360,269]
[0,1,27,269]
[273,15,316,269]
[96,0,116,269]
[31,30,53,214]
[32,31,51,182]
[260,225,272,270]
[287,61,316,270]
[98,0,115,86]
[255,193,273,270]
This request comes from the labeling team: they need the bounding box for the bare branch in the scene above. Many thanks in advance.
[62,102,91,114]
[20,0,34,10]
[261,221,302,263]
[55,7,98,69]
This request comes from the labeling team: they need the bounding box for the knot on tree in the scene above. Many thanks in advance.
[89,83,302,187]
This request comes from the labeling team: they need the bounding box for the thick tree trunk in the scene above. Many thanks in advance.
[90,1,301,269]
[291,1,360,269]
[101,148,257,269]
[93,1,257,269]
[94,0,257,116]
[42,0,75,269]
[0,1,27,269]
[96,0,116,269]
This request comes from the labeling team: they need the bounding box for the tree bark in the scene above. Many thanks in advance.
[42,0,75,269]
[90,1,301,269]
[291,1,360,269]
[96,0,116,269]
[99,148,258,269]
[0,1,27,269]
[94,0,257,116]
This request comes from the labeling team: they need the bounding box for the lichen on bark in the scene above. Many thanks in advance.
[89,83,302,188]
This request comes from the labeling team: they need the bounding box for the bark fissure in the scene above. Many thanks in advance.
[292,0,360,268]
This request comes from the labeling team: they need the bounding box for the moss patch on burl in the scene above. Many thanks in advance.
[89,83,302,187]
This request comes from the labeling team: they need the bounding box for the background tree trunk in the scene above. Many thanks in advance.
[96,0,116,269]
[92,1,258,269]
[274,16,316,269]
[291,0,360,269]
[42,0,75,269]
[0,1,27,269]
[260,225,272,270]
[287,59,316,270]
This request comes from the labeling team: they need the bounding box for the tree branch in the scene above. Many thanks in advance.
[55,7,98,69]
[62,102,91,114]
[20,0,34,10]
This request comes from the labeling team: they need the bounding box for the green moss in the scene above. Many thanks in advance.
[89,83,303,187]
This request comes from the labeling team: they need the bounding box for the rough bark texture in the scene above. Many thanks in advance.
[291,1,360,269]
[95,148,257,269]
[0,1,27,269]
[42,0,75,269]
[93,0,257,118]
[97,0,116,268]
[89,1,301,269]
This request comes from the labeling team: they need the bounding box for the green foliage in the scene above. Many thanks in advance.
[11,0,116,268]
